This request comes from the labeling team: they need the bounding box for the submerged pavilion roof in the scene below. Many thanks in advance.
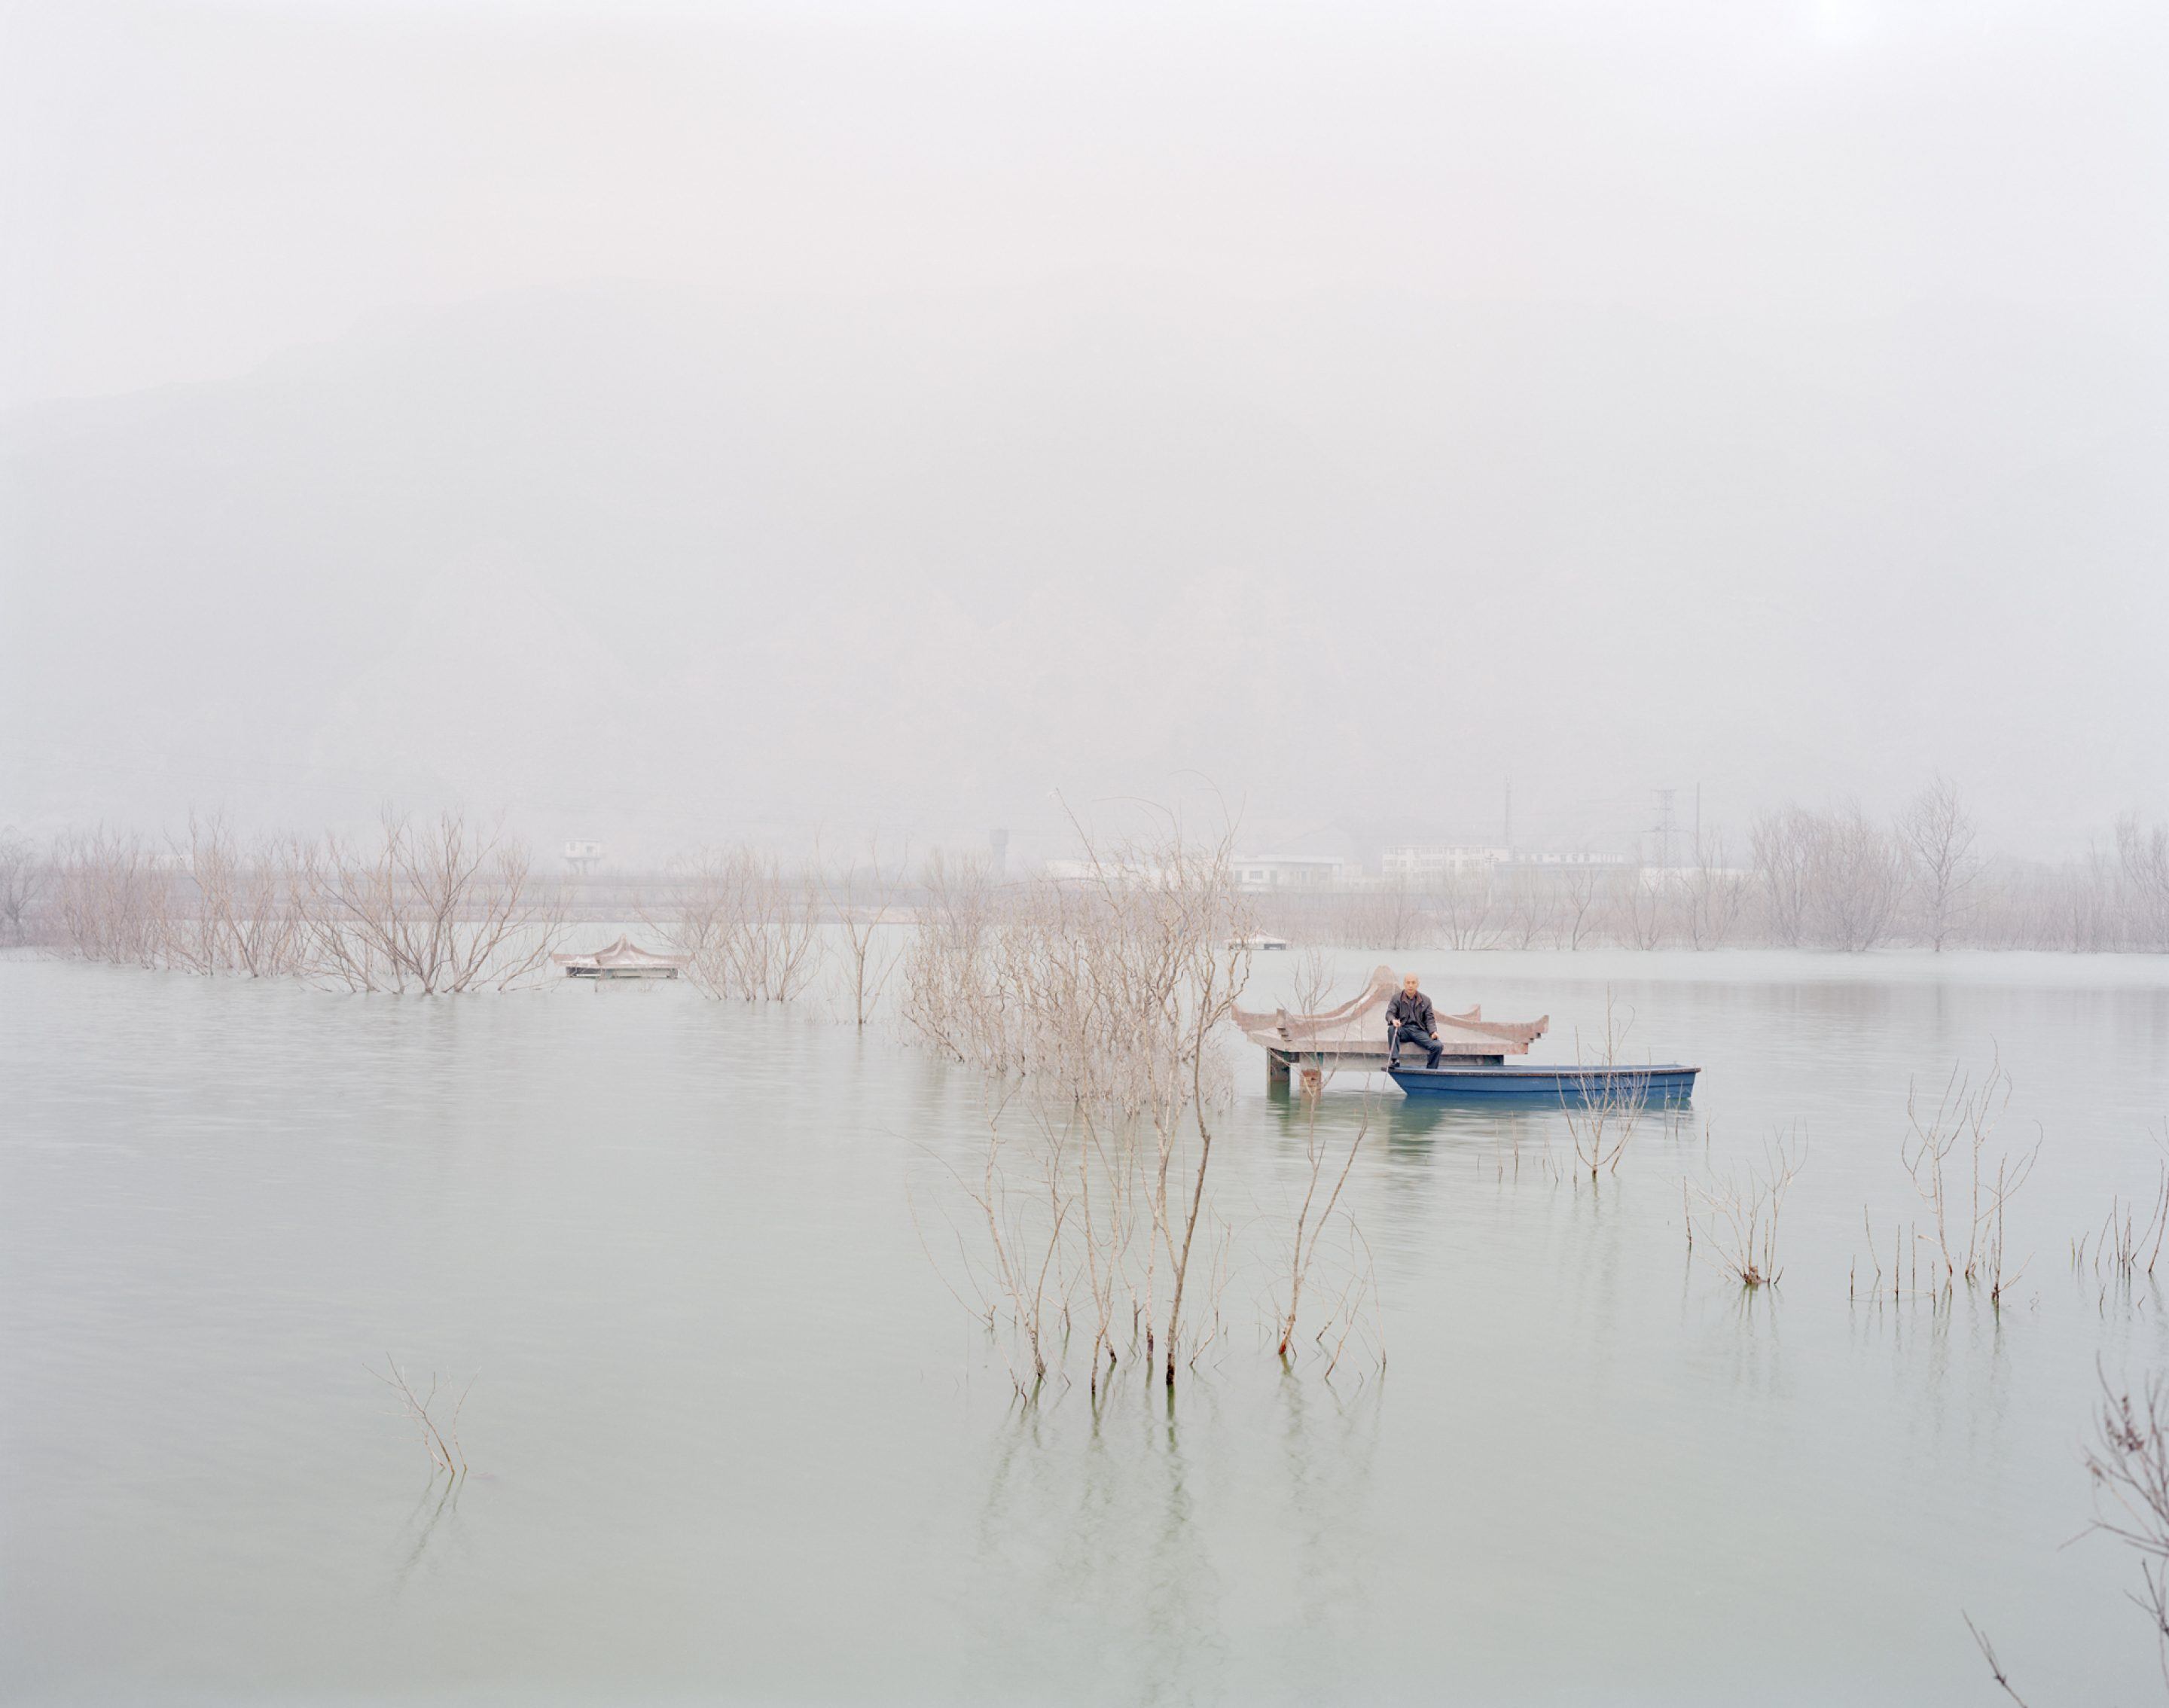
[551,935,689,976]
[1234,963,1547,1058]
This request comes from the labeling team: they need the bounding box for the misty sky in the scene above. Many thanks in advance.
[3,0,2165,860]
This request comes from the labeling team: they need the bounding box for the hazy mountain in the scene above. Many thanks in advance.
[4,283,2163,858]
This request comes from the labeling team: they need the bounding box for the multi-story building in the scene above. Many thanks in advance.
[1232,855,1354,894]
[1380,844,1511,880]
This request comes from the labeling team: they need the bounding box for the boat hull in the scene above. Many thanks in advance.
[1387,1063,1700,1103]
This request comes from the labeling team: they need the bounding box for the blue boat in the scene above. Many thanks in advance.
[1387,1063,1700,1103]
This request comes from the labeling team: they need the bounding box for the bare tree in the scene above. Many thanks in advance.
[1684,831,1747,950]
[2118,816,2169,951]
[294,810,563,993]
[1499,867,1556,949]
[1557,856,1605,950]
[1433,865,1497,950]
[1750,807,1817,947]
[0,831,45,945]
[1751,802,1903,950]
[1816,801,1905,950]
[1618,868,1672,950]
[1344,877,1426,953]
[1899,775,1981,951]
[821,834,910,1027]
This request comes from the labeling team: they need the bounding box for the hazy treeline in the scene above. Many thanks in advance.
[12,812,563,992]
[2,811,889,999]
[1258,783,2169,955]
[8,782,2169,973]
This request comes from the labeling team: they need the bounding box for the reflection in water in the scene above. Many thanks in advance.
[964,1372,1383,1705]
[1271,1372,1383,1691]
[965,1389,1226,1704]
[389,1474,468,1603]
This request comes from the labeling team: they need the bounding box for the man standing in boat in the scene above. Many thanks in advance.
[1386,972,1446,1070]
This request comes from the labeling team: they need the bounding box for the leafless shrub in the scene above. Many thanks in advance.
[2073,1157,2169,1288]
[905,813,1258,1389]
[2085,1366,2169,1691]
[664,846,822,1003]
[937,1078,1073,1390]
[373,1356,469,1478]
[54,828,171,966]
[897,850,1001,1064]
[167,813,304,978]
[1899,1051,2040,1305]
[1688,1129,1803,1288]
[1562,993,1646,1179]
[1274,1088,1374,1360]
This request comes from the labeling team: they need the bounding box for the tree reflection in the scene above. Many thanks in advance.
[958,1371,1383,1702]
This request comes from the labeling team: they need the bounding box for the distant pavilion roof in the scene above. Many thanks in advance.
[552,935,688,977]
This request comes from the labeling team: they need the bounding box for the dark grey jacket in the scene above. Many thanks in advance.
[1387,990,1436,1032]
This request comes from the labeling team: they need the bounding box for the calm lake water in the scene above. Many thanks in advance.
[5,947,2169,1704]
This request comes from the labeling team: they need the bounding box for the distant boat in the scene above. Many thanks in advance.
[551,935,688,980]
[1388,1062,1699,1103]
[1230,935,1291,950]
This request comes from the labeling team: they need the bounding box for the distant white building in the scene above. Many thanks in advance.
[563,840,604,874]
[1518,849,1635,870]
[1234,855,1353,894]
[1637,862,1751,890]
[1381,844,1510,880]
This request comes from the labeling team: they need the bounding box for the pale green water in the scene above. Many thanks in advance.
[4,949,2167,1704]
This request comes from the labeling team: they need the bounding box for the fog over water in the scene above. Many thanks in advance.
[9,10,2169,1703]
[4,1,2165,856]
